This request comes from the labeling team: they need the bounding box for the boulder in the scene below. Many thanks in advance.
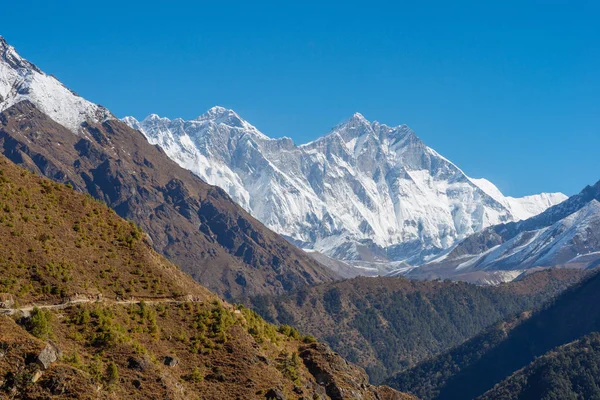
[265,388,285,400]
[300,343,414,400]
[163,356,178,367]
[127,356,150,372]
[36,341,61,370]
[0,293,14,309]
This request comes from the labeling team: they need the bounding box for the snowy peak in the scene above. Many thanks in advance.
[124,109,566,269]
[0,36,112,132]
[143,113,168,123]
[197,105,238,121]
[192,105,265,135]
[326,112,376,142]
[460,198,600,272]
[0,36,40,73]
[124,107,270,145]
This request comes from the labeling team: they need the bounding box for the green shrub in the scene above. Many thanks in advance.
[29,307,52,339]
[106,362,119,385]
[183,367,204,383]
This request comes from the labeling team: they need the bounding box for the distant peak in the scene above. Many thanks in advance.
[121,116,139,124]
[198,105,238,120]
[195,106,246,127]
[347,112,370,125]
[0,35,16,56]
[208,105,229,114]
[143,113,170,123]
[325,112,374,141]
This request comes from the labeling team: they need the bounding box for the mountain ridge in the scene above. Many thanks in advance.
[409,179,600,280]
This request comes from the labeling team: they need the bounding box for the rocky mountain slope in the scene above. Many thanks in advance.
[409,180,600,281]
[245,268,588,383]
[0,36,337,299]
[385,268,600,400]
[123,109,565,268]
[0,153,411,399]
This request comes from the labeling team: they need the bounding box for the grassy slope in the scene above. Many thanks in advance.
[0,155,211,304]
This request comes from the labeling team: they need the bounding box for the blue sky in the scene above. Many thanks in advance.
[2,0,599,197]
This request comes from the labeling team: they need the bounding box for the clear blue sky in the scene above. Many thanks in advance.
[2,0,599,197]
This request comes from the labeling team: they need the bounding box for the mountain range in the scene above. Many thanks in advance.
[123,109,566,272]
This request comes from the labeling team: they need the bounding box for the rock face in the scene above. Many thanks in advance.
[124,109,565,269]
[0,38,337,299]
[0,293,14,308]
[300,343,415,400]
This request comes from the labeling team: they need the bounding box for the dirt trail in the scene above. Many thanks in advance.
[0,296,204,316]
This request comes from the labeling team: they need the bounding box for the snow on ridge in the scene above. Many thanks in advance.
[452,199,600,272]
[0,37,112,132]
[0,36,571,277]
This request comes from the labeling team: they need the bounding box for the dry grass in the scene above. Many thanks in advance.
[0,156,211,305]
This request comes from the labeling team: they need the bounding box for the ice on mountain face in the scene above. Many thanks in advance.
[454,199,600,271]
[0,37,111,132]
[123,109,566,268]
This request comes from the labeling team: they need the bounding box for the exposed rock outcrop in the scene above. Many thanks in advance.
[300,343,416,400]
[36,341,61,370]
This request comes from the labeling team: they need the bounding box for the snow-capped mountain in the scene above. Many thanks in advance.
[408,180,600,282]
[0,36,111,132]
[124,107,566,266]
